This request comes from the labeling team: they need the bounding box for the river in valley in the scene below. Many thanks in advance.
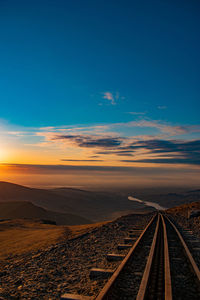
[128,196,166,210]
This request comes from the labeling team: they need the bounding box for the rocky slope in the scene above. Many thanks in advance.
[166,201,200,238]
[0,213,153,299]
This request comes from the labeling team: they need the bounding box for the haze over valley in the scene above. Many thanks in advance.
[0,181,200,225]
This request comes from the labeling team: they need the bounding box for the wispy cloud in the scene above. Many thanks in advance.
[52,135,123,148]
[102,92,116,105]
[45,128,200,165]
[2,118,200,166]
[18,119,200,143]
[61,159,104,162]
[158,106,167,110]
[101,91,125,105]
[127,111,146,115]
[122,157,200,165]
[96,150,135,156]
[122,120,189,136]
[120,139,200,165]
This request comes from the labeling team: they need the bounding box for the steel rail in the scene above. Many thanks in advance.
[136,214,161,300]
[164,214,200,283]
[160,214,172,300]
[136,213,172,300]
[61,212,199,300]
[95,213,158,300]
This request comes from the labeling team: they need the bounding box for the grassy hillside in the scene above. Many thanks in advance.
[0,219,107,259]
[0,181,74,213]
[166,201,200,217]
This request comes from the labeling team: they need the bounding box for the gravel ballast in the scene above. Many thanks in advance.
[0,213,153,299]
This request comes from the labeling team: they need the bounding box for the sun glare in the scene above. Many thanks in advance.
[0,148,7,162]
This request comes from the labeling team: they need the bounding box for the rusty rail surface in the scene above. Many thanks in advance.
[165,214,200,283]
[62,212,200,300]
[95,213,158,300]
[95,212,200,299]
[136,214,172,300]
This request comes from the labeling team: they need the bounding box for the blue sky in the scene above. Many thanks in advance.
[0,0,200,187]
[0,0,199,126]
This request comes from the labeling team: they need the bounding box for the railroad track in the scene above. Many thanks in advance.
[61,213,200,300]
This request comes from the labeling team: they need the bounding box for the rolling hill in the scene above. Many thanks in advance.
[0,181,150,221]
[0,201,91,225]
[0,181,199,224]
[138,190,200,208]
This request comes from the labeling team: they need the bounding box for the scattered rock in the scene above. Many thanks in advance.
[0,213,153,299]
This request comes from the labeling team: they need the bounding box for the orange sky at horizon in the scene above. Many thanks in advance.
[1,161,200,190]
[1,119,200,190]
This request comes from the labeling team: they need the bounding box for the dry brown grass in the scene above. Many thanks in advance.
[0,219,108,260]
[68,221,108,237]
[167,201,200,217]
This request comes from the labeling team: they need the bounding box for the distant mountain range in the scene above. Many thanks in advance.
[139,190,200,208]
[0,181,199,225]
[0,181,148,223]
[0,201,90,225]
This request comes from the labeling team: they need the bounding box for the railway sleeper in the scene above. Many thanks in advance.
[60,293,92,300]
[106,253,125,261]
[117,244,132,250]
[89,268,114,279]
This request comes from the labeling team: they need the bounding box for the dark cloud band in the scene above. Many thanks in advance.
[51,134,200,165]
[52,134,122,148]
